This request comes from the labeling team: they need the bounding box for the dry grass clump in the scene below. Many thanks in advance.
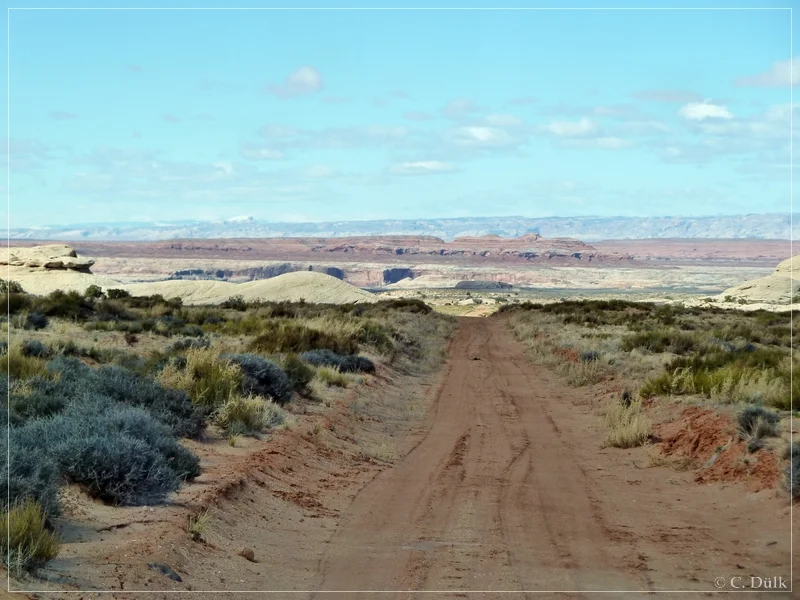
[0,498,61,575]
[187,507,216,543]
[315,366,350,388]
[157,348,241,408]
[214,394,288,435]
[602,400,652,449]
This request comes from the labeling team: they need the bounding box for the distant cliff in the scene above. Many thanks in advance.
[10,213,797,242]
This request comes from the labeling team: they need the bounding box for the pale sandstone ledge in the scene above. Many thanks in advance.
[4,244,95,271]
[717,256,800,305]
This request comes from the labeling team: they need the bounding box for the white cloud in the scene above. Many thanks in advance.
[445,126,516,148]
[678,102,733,121]
[266,66,324,99]
[546,118,599,137]
[735,58,799,88]
[390,161,458,175]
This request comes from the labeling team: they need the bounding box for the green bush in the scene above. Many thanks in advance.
[0,278,25,294]
[106,288,131,299]
[84,284,105,299]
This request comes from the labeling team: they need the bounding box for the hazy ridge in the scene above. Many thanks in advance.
[10,213,797,242]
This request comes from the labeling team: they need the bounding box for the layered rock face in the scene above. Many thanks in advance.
[3,244,95,272]
[719,256,800,304]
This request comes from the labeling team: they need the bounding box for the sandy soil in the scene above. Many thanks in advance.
[16,319,795,598]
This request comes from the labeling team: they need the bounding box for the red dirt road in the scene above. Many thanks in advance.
[25,318,794,599]
[313,318,793,597]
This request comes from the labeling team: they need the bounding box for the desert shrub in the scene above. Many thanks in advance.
[106,288,131,299]
[300,349,375,373]
[21,340,51,358]
[57,433,179,505]
[157,348,241,410]
[621,329,697,354]
[315,366,349,388]
[38,290,94,321]
[222,354,292,405]
[357,321,396,354]
[602,400,651,448]
[84,284,105,300]
[170,337,211,352]
[4,345,49,380]
[94,299,136,322]
[281,353,315,394]
[7,376,67,423]
[74,362,206,438]
[214,394,286,435]
[0,278,25,294]
[737,406,780,441]
[221,295,247,311]
[248,320,358,355]
[377,298,432,314]
[24,312,49,330]
[4,428,62,518]
[784,443,799,498]
[342,355,376,373]
[90,404,200,480]
[558,359,606,387]
[0,498,61,575]
[181,324,205,338]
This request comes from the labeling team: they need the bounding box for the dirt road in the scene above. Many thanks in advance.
[313,318,793,597]
[29,317,793,599]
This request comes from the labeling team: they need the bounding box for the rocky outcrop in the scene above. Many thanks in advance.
[4,244,95,272]
[719,256,800,304]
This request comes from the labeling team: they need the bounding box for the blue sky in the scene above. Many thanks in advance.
[3,0,797,227]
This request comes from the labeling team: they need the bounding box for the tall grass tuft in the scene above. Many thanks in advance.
[0,498,61,575]
[602,400,652,449]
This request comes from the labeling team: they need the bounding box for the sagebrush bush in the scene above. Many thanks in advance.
[170,337,211,352]
[4,427,62,518]
[87,364,206,438]
[21,339,51,358]
[281,353,315,393]
[24,312,49,330]
[58,433,180,505]
[737,406,780,441]
[222,353,292,405]
[300,349,375,373]
[0,498,61,575]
